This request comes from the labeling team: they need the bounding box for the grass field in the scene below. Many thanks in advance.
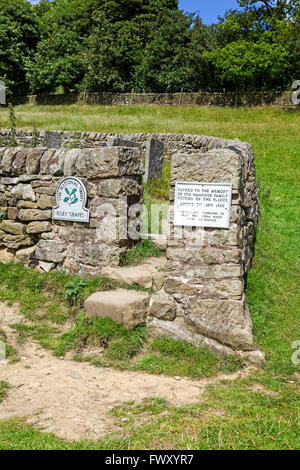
[0,104,299,450]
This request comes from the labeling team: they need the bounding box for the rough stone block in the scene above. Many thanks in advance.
[35,239,67,263]
[37,194,56,209]
[187,297,254,350]
[18,209,52,221]
[26,221,52,234]
[3,234,33,249]
[0,248,15,264]
[45,131,62,149]
[0,220,25,235]
[144,138,164,182]
[84,290,149,328]
[107,136,140,148]
[26,148,45,174]
[97,178,142,198]
[15,246,35,265]
[75,148,144,178]
[7,207,18,220]
[149,291,176,321]
[170,149,242,190]
[102,263,157,289]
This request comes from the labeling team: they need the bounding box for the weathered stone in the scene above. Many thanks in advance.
[0,220,26,235]
[45,131,62,149]
[26,221,52,234]
[187,297,254,350]
[97,178,142,198]
[12,149,27,175]
[102,264,156,289]
[0,193,7,207]
[75,148,144,178]
[33,186,56,196]
[206,224,241,247]
[11,183,36,202]
[153,271,165,290]
[238,349,266,366]
[37,194,56,209]
[48,148,66,175]
[1,177,20,185]
[40,149,56,174]
[18,209,51,221]
[63,149,81,176]
[15,246,35,265]
[0,248,15,264]
[35,239,67,263]
[198,279,244,299]
[164,277,197,296]
[85,290,149,328]
[144,138,164,182]
[38,261,56,273]
[7,207,18,220]
[167,247,241,264]
[170,149,242,190]
[17,200,38,209]
[3,234,32,249]
[184,264,242,279]
[0,148,19,173]
[107,136,140,148]
[26,148,45,174]
[150,291,176,320]
[147,316,203,345]
[72,244,121,268]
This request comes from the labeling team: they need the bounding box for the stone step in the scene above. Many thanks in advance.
[84,290,150,328]
[102,256,167,289]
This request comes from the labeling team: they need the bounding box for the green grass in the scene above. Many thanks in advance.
[121,239,162,266]
[135,336,243,378]
[0,381,8,403]
[0,105,299,449]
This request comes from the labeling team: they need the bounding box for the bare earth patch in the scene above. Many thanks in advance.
[0,302,253,441]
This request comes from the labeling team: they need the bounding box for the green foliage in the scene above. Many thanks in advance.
[121,240,162,266]
[8,103,17,147]
[0,0,299,93]
[204,39,289,90]
[64,278,88,306]
[0,0,39,96]
[32,122,39,147]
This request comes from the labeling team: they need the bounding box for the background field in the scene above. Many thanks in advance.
[0,104,299,450]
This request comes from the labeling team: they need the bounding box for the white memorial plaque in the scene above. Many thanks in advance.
[174,182,232,229]
[52,177,89,223]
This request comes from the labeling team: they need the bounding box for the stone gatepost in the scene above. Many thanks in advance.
[148,139,265,365]
[144,138,164,182]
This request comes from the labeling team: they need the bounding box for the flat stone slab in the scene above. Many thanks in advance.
[102,257,167,289]
[84,290,149,328]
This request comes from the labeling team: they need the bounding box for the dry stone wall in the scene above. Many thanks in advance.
[0,131,263,363]
[0,146,143,276]
[11,90,293,107]
[147,137,264,365]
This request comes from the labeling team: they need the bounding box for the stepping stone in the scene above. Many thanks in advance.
[102,257,167,289]
[84,290,149,328]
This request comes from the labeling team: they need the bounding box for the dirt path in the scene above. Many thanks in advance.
[0,302,253,441]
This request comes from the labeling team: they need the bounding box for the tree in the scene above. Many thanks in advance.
[0,0,39,96]
[204,39,289,90]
